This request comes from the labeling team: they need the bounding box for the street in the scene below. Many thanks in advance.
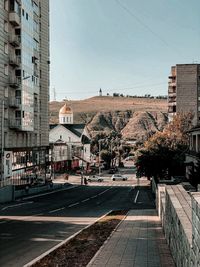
[0,164,152,267]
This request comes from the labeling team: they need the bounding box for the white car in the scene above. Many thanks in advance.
[111,174,128,181]
[87,175,104,182]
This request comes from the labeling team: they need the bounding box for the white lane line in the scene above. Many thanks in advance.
[48,207,65,214]
[82,198,90,203]
[134,190,140,203]
[68,202,79,208]
[1,201,33,211]
[98,188,110,195]
[90,195,97,199]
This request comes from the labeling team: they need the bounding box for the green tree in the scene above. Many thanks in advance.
[135,113,193,181]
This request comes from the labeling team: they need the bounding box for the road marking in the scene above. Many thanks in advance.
[21,185,78,200]
[49,207,65,214]
[82,198,90,203]
[90,195,97,199]
[0,221,6,224]
[134,190,140,203]
[98,188,110,195]
[1,201,33,211]
[68,202,79,208]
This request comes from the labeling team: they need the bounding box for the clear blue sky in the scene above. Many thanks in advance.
[50,0,200,101]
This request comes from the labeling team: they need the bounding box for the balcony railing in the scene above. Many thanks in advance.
[9,98,21,108]
[9,118,21,129]
[33,49,39,60]
[9,55,21,67]
[8,34,20,47]
[34,66,39,77]
[9,76,21,88]
[9,12,20,26]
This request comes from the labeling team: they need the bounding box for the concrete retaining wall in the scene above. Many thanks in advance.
[157,184,200,267]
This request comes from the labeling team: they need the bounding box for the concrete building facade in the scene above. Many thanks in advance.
[0,0,49,185]
[168,64,200,124]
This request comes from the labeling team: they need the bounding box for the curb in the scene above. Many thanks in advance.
[87,210,129,267]
[23,210,113,267]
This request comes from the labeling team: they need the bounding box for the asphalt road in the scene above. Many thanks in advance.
[0,166,153,267]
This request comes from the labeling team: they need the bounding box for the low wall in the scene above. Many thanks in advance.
[0,185,14,203]
[157,184,200,267]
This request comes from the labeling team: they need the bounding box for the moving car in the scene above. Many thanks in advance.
[87,175,104,182]
[111,174,128,181]
[124,156,134,161]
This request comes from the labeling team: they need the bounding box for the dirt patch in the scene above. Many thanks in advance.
[33,210,127,267]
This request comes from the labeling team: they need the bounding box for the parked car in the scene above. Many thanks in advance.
[87,175,104,182]
[111,174,128,181]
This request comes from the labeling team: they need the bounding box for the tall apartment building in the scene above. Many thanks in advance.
[0,0,49,184]
[168,64,200,125]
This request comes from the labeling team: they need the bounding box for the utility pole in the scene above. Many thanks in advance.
[1,100,4,182]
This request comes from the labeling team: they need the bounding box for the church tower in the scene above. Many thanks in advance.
[59,103,73,124]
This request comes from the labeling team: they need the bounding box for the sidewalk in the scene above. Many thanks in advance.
[87,209,175,267]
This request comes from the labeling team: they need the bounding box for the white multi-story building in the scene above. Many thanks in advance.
[0,0,49,185]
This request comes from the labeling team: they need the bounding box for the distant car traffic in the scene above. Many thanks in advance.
[111,174,128,181]
[124,156,134,161]
[87,175,104,182]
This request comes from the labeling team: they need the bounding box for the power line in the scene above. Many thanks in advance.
[115,0,183,56]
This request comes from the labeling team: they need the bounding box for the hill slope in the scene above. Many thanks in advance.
[49,96,168,140]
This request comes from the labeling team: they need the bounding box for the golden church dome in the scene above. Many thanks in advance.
[59,103,73,115]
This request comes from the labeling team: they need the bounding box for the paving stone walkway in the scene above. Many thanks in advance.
[87,209,175,267]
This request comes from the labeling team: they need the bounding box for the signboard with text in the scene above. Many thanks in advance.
[4,151,12,178]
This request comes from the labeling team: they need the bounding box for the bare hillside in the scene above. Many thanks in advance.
[49,96,168,140]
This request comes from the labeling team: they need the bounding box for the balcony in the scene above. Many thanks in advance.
[9,76,21,88]
[34,66,39,77]
[33,49,39,60]
[33,31,39,42]
[9,55,20,67]
[9,98,21,108]
[9,118,21,129]
[8,34,20,47]
[168,101,176,107]
[9,12,20,27]
[168,81,176,87]
[168,92,176,97]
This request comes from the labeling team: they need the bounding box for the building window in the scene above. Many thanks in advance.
[4,65,8,75]
[4,87,8,97]
[26,13,28,20]
[22,9,24,16]
[4,21,8,32]
[4,43,8,54]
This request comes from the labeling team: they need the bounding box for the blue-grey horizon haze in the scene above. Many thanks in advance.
[50,0,200,101]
